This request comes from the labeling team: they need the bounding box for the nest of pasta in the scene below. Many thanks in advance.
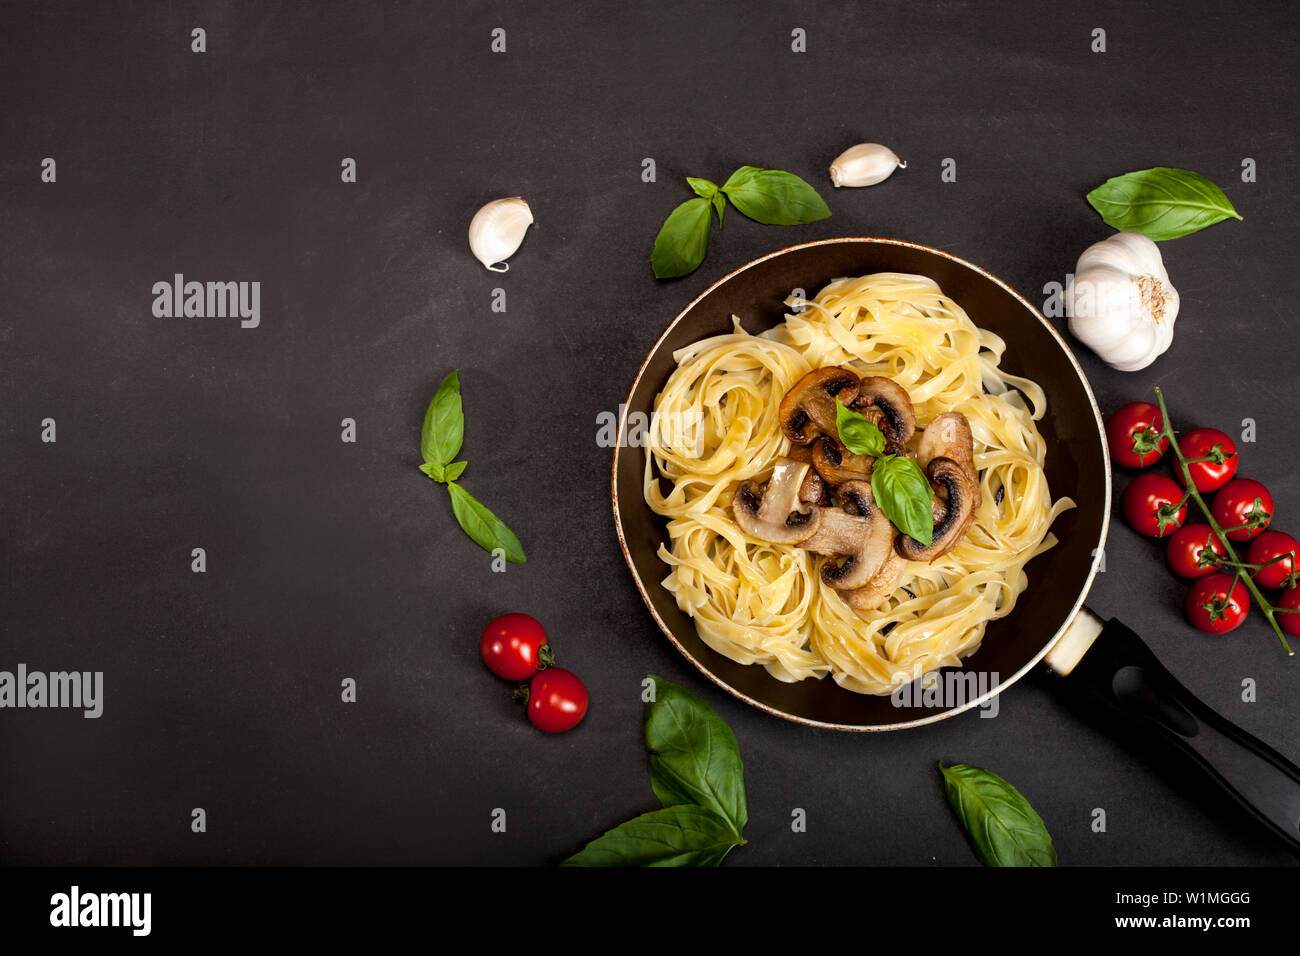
[645,273,1074,695]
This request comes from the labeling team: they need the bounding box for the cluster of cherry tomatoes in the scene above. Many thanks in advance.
[1108,402,1299,636]
[480,613,589,732]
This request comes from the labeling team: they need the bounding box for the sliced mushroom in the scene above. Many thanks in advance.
[785,444,830,505]
[843,547,907,611]
[800,480,893,590]
[896,458,979,562]
[851,376,916,452]
[799,469,831,506]
[811,435,875,486]
[731,458,822,545]
[779,367,861,444]
[916,411,980,508]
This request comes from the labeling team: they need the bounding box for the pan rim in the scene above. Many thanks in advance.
[611,236,1112,731]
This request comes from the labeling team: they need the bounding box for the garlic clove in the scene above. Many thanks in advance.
[829,143,906,188]
[468,197,534,272]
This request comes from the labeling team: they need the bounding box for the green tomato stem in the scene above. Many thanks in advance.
[1152,387,1292,655]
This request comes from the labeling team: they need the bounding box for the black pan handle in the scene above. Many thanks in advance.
[1049,615,1300,853]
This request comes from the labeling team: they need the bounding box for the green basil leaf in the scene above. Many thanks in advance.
[686,176,718,200]
[419,461,446,482]
[444,460,467,482]
[720,166,831,225]
[872,455,933,547]
[644,675,747,838]
[939,762,1057,867]
[711,190,725,225]
[421,370,464,466]
[447,481,525,563]
[1086,167,1242,241]
[835,402,886,457]
[561,804,743,867]
[651,197,713,279]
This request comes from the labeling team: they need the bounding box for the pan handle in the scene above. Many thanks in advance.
[1048,614,1300,853]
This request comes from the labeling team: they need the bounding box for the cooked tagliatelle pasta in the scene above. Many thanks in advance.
[644,272,1075,695]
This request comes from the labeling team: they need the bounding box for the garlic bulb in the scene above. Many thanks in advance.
[468,197,533,272]
[1066,232,1180,372]
[829,143,906,187]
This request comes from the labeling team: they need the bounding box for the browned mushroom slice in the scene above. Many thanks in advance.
[851,376,916,452]
[779,367,861,444]
[811,435,875,486]
[843,547,907,611]
[731,458,823,545]
[799,468,830,506]
[800,480,893,590]
[896,458,979,562]
[916,411,981,508]
[783,444,829,504]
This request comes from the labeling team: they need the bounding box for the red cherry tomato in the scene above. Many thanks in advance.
[1246,530,1299,589]
[1277,585,1300,638]
[1211,478,1274,541]
[1177,428,1239,493]
[1166,523,1227,578]
[1122,473,1188,538]
[480,613,551,681]
[1185,573,1251,634]
[526,668,589,733]
[1105,402,1169,468]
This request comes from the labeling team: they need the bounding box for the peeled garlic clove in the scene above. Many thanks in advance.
[468,197,534,272]
[829,143,906,188]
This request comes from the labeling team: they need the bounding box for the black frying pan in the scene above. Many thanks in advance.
[611,238,1300,853]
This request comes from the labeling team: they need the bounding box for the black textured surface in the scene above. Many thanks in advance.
[1,1,1296,866]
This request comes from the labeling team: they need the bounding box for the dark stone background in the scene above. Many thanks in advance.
[1,0,1296,865]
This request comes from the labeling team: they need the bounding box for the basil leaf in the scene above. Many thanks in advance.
[651,197,712,279]
[1086,167,1242,241]
[561,804,743,867]
[686,176,717,200]
[421,370,464,466]
[720,166,831,225]
[644,675,747,838]
[419,461,446,482]
[872,455,933,547]
[835,402,885,457]
[444,460,467,482]
[939,762,1057,867]
[711,190,725,225]
[447,481,525,563]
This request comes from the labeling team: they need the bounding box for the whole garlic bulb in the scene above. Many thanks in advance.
[468,197,533,272]
[1066,232,1179,372]
[829,143,906,187]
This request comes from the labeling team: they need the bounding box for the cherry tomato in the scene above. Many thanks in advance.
[1177,428,1238,493]
[526,668,589,733]
[1105,402,1168,468]
[1211,478,1274,541]
[480,613,551,681]
[1246,530,1299,589]
[1166,523,1226,578]
[1185,573,1251,634]
[1277,585,1300,638]
[1122,473,1188,538]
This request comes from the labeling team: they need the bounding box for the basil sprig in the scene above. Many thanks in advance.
[939,762,1057,867]
[651,166,831,279]
[835,402,886,457]
[1086,167,1242,241]
[419,370,525,563]
[564,675,747,866]
[871,454,933,547]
